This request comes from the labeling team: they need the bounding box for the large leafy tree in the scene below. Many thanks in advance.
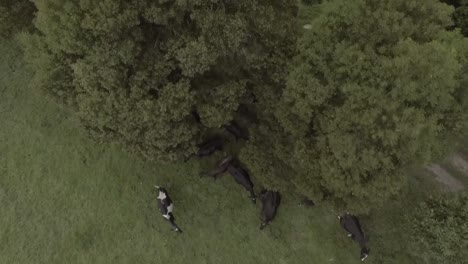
[0,0,36,37]
[242,0,468,211]
[454,0,468,36]
[21,0,297,161]
[441,0,468,36]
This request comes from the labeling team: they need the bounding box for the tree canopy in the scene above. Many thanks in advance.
[18,0,468,212]
[442,0,468,36]
[454,0,468,36]
[0,0,36,37]
[21,0,297,161]
[241,0,468,211]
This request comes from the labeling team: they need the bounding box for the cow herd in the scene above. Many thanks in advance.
[155,123,370,262]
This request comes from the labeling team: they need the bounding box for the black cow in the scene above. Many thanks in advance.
[184,137,223,162]
[338,213,370,261]
[299,196,315,207]
[192,111,201,124]
[196,137,223,157]
[259,190,281,230]
[223,121,249,141]
[227,164,256,204]
[236,104,258,123]
[202,156,233,179]
[155,186,182,233]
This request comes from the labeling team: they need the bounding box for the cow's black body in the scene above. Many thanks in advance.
[192,111,201,124]
[196,138,223,157]
[203,156,233,179]
[259,190,281,230]
[157,190,173,216]
[185,137,223,162]
[340,214,366,246]
[227,164,256,204]
[339,213,369,261]
[299,197,315,207]
[223,121,249,141]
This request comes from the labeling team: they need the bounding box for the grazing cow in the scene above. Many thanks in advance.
[184,137,223,162]
[227,164,256,204]
[155,186,182,233]
[192,111,201,124]
[236,104,258,123]
[259,190,281,230]
[196,137,223,157]
[223,121,249,141]
[338,213,370,261]
[202,156,233,179]
[299,196,315,207]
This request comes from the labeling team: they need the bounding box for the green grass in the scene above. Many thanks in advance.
[297,1,323,28]
[0,39,362,264]
[364,169,444,264]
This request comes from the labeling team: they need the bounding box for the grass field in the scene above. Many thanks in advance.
[0,38,365,264]
[297,1,322,27]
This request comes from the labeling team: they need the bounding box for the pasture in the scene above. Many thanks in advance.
[0,38,361,264]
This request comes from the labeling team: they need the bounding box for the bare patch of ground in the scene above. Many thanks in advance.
[425,164,464,192]
[449,153,468,178]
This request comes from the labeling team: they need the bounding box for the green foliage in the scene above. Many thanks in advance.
[18,0,468,214]
[301,0,322,6]
[441,0,468,36]
[454,0,468,36]
[22,0,297,162]
[0,0,36,37]
[363,173,442,264]
[243,0,468,212]
[410,194,468,264]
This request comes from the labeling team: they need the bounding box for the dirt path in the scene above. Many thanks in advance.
[425,164,464,192]
[449,153,468,178]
